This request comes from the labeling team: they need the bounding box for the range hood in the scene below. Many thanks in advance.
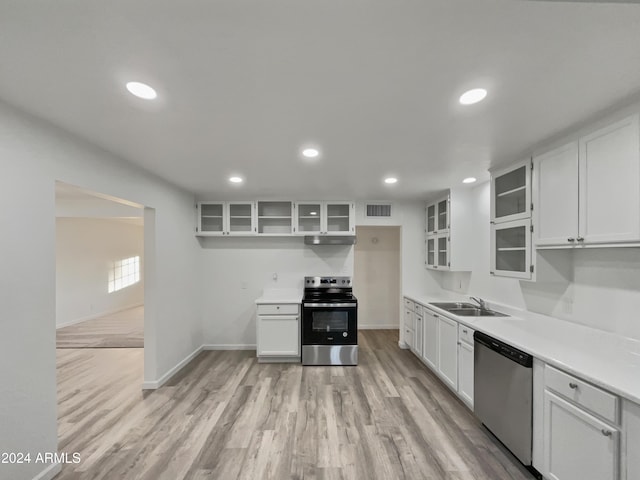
[304,235,357,245]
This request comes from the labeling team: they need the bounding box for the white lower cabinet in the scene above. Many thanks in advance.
[412,313,423,357]
[437,315,458,391]
[422,309,439,370]
[404,325,414,351]
[544,390,618,480]
[256,303,300,361]
[404,300,473,410]
[624,400,640,480]
[457,338,474,409]
[543,364,621,480]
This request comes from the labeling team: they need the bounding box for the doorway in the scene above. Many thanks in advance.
[55,182,145,348]
[353,226,401,329]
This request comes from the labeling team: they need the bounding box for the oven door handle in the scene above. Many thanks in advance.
[303,302,357,308]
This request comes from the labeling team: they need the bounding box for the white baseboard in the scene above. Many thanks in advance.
[202,344,256,350]
[142,345,203,390]
[359,324,399,329]
[32,462,61,480]
[398,341,409,349]
[56,302,144,329]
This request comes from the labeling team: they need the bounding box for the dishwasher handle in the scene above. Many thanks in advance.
[474,331,533,368]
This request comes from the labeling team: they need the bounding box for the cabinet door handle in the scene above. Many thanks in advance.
[569,382,578,389]
[577,237,585,242]
[276,306,280,310]
[601,429,612,437]
[567,237,575,242]
[462,329,468,333]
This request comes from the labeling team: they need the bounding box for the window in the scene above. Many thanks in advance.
[108,256,140,293]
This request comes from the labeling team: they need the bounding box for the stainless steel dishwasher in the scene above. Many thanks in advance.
[474,331,534,469]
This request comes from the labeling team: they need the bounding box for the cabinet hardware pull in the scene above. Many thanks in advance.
[601,429,612,437]
[569,382,578,389]
[463,329,468,333]
[577,237,584,242]
[567,237,575,242]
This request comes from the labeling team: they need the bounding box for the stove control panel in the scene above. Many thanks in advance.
[304,276,352,288]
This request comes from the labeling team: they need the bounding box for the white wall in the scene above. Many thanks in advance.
[200,237,353,346]
[437,181,640,341]
[353,226,401,328]
[0,100,201,480]
[56,217,144,327]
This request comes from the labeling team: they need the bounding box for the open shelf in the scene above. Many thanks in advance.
[497,185,526,198]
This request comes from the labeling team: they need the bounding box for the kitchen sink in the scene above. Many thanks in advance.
[429,302,477,310]
[429,302,509,317]
[446,308,509,317]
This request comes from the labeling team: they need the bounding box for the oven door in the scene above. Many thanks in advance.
[302,303,357,345]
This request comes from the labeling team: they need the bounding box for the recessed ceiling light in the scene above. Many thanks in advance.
[459,88,487,105]
[126,81,157,100]
[384,177,398,184]
[302,148,320,159]
[463,177,477,184]
[229,176,243,184]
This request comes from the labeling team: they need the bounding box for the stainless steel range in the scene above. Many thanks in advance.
[301,276,358,365]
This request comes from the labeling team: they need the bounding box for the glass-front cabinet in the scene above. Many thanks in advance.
[491,219,532,279]
[227,202,256,235]
[295,202,322,234]
[489,159,534,280]
[198,201,256,235]
[426,195,449,235]
[198,202,225,235]
[491,159,531,224]
[426,233,449,270]
[294,201,354,235]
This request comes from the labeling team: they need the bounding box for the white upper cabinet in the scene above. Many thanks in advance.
[491,218,532,279]
[294,201,354,235]
[491,158,532,224]
[533,114,640,248]
[198,201,256,236]
[426,196,449,235]
[294,202,323,235]
[490,160,534,280]
[425,189,473,272]
[533,142,579,247]
[257,201,294,235]
[325,202,355,235]
[227,202,257,235]
[579,114,640,245]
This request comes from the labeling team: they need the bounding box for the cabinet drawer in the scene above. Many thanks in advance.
[404,308,413,327]
[414,303,423,316]
[545,365,619,424]
[458,324,475,345]
[257,304,299,316]
[404,298,415,311]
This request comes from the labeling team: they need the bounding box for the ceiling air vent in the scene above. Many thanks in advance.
[366,203,392,218]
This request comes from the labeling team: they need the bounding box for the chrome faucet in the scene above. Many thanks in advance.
[470,296,487,310]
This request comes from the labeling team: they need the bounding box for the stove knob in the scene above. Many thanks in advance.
[347,280,351,284]
[342,280,345,284]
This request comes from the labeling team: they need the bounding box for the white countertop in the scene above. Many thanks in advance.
[404,291,640,405]
[255,288,302,304]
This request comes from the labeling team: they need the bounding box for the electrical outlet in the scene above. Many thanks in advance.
[241,281,247,290]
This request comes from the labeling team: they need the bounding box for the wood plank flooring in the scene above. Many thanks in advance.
[56,306,144,348]
[56,330,534,479]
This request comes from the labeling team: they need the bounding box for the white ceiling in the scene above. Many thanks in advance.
[3,0,640,201]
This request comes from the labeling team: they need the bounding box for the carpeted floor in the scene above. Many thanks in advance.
[56,305,144,348]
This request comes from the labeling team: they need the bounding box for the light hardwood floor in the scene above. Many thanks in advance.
[56,306,144,348]
[56,330,534,479]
